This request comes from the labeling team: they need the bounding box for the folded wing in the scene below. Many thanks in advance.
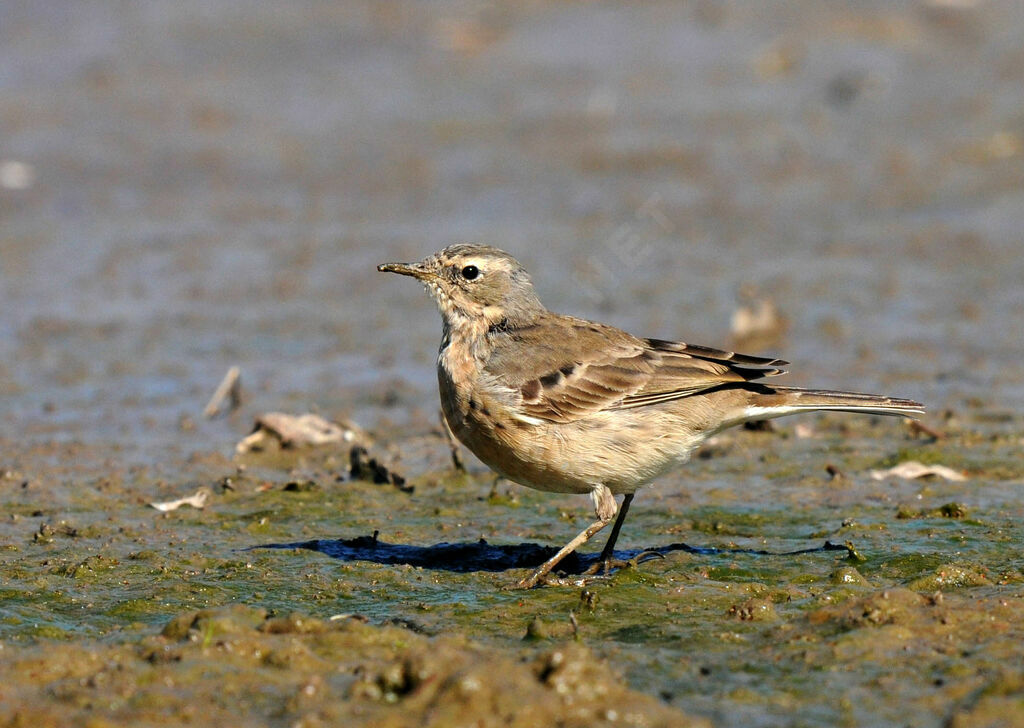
[485,317,786,424]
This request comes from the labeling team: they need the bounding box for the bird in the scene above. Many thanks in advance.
[378,244,924,588]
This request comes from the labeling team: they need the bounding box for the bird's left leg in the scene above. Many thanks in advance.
[513,485,616,589]
[595,492,634,571]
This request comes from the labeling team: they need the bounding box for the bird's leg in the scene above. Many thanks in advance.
[595,492,634,572]
[514,485,616,589]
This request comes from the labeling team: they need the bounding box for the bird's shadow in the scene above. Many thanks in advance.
[253,533,854,576]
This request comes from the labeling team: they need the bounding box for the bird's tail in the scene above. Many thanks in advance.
[745,386,924,420]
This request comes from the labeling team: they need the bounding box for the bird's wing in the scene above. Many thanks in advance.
[617,338,787,409]
[485,317,787,424]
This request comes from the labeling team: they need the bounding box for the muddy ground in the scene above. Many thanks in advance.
[2,2,1024,726]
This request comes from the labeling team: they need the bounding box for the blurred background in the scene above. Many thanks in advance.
[2,0,1023,460]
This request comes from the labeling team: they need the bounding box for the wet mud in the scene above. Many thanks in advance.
[3,413,1022,726]
[3,1,1024,726]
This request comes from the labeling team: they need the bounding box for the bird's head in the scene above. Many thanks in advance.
[378,244,544,329]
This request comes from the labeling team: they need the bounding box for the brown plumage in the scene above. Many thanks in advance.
[379,244,924,588]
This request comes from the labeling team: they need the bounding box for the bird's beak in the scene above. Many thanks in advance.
[377,261,434,280]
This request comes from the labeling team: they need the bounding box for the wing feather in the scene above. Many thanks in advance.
[486,315,786,424]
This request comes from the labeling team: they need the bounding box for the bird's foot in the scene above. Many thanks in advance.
[509,572,545,590]
[582,549,665,577]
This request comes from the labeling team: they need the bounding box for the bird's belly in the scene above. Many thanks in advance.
[446,405,704,496]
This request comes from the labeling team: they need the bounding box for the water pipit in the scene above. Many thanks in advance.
[378,245,924,589]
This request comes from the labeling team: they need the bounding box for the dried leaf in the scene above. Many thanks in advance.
[150,487,211,512]
[236,413,368,454]
[869,461,966,482]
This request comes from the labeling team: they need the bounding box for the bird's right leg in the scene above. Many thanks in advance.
[513,485,616,589]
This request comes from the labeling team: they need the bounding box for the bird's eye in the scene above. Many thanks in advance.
[461,265,480,280]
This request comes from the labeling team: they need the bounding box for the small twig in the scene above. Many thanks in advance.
[203,366,241,418]
[439,409,466,472]
[907,419,944,440]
